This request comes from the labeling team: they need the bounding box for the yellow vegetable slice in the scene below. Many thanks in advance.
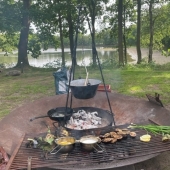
[140,134,151,142]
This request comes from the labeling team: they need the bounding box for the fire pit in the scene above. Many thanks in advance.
[2,92,170,169]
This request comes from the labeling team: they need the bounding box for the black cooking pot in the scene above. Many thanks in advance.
[69,79,101,99]
[53,107,114,139]
[30,107,73,122]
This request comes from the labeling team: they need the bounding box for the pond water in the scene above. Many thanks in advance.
[0,48,118,68]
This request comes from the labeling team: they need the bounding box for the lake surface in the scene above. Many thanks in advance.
[0,48,118,68]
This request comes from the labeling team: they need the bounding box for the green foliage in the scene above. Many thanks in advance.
[141,2,170,51]
[0,63,5,69]
[162,49,170,57]
[122,58,159,70]
[28,34,41,58]
[0,0,22,32]
[0,33,18,53]
[96,29,117,46]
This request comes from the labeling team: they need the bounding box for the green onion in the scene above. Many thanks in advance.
[128,123,170,135]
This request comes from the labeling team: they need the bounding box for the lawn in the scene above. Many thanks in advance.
[0,63,170,120]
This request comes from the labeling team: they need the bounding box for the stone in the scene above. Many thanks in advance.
[5,70,21,76]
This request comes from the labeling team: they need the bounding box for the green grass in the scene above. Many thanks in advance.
[0,63,170,120]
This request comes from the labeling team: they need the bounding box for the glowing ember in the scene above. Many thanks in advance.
[65,110,108,130]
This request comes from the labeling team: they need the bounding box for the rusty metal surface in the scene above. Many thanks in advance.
[0,92,170,165]
[5,134,25,170]
[148,110,170,126]
[7,129,170,170]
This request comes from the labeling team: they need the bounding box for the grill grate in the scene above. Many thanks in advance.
[8,130,170,170]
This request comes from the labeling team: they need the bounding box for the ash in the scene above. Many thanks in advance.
[65,110,109,130]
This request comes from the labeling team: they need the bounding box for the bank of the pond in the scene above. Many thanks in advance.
[127,47,170,64]
[1,47,170,68]
[1,64,170,120]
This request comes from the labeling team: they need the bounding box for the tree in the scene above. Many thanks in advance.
[136,0,142,64]
[142,0,167,63]
[122,0,136,64]
[140,0,170,62]
[58,7,65,66]
[83,0,109,65]
[16,0,31,67]
[0,0,30,67]
[0,33,19,55]
[148,0,154,63]
[0,0,21,54]
[105,0,136,66]
[65,0,78,66]
[118,0,124,66]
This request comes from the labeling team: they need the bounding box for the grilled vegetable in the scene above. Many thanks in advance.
[162,134,170,142]
[44,133,55,145]
[130,132,136,138]
[140,134,151,142]
[110,138,117,143]
[102,138,112,143]
[103,133,110,138]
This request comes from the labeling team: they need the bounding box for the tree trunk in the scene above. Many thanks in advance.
[136,0,142,64]
[16,0,30,68]
[86,0,97,66]
[91,22,97,66]
[58,11,65,66]
[123,34,127,64]
[123,3,127,64]
[118,0,124,66]
[68,11,77,66]
[66,1,76,66]
[148,1,153,63]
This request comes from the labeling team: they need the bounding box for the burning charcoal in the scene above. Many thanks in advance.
[90,111,98,116]
[66,109,103,130]
[68,117,74,124]
[91,119,100,125]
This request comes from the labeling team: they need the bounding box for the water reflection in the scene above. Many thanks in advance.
[0,48,117,68]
